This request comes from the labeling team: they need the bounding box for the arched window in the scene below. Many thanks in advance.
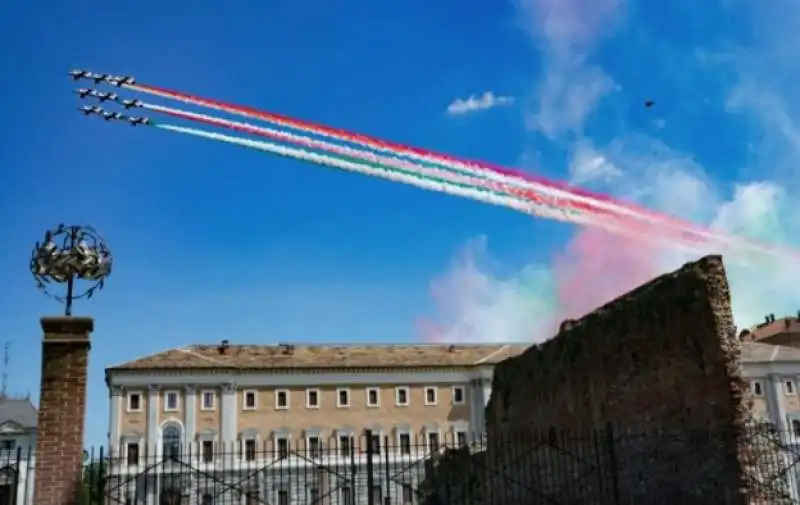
[162,425,181,461]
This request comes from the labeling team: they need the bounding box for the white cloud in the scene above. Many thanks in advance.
[422,0,800,344]
[517,0,623,139]
[568,140,622,185]
[446,91,515,115]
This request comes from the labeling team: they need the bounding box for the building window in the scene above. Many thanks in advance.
[339,435,351,457]
[162,425,181,460]
[337,388,351,408]
[306,389,320,408]
[751,380,764,397]
[395,387,410,406]
[371,487,382,504]
[341,486,353,505]
[0,440,15,453]
[125,442,139,466]
[309,488,319,505]
[127,392,142,412]
[452,386,465,405]
[792,420,800,438]
[456,431,467,447]
[402,484,414,505]
[275,390,289,410]
[424,387,438,406]
[164,390,179,411]
[276,437,289,458]
[201,390,215,410]
[277,489,289,505]
[243,439,257,461]
[366,387,380,407]
[201,494,214,505]
[399,433,411,455]
[786,380,796,395]
[427,432,440,452]
[369,433,381,454]
[202,440,214,463]
[307,436,321,459]
[243,390,258,410]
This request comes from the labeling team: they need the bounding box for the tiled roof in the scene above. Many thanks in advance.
[107,343,528,371]
[740,342,800,363]
[746,317,800,340]
[0,398,37,429]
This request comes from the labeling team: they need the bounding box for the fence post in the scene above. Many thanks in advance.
[383,436,392,505]
[605,422,621,505]
[366,429,376,505]
[349,435,357,505]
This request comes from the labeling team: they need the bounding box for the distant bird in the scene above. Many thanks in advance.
[644,100,655,108]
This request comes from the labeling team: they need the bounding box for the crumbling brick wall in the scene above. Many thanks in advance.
[430,256,784,504]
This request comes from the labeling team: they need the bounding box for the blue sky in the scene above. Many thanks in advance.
[1,0,799,447]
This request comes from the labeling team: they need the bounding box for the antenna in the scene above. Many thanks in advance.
[1,342,9,399]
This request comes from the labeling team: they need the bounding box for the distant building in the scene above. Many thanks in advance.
[0,398,37,505]
[104,342,525,505]
[742,313,800,347]
[742,341,800,427]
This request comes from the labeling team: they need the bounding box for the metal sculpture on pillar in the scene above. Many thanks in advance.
[30,224,112,315]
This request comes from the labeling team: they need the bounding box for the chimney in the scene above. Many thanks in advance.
[765,315,771,324]
[218,339,230,355]
[770,313,776,323]
[447,344,456,353]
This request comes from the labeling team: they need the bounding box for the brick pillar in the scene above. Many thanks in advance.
[33,316,93,505]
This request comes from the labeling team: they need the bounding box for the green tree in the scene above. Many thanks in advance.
[76,453,107,505]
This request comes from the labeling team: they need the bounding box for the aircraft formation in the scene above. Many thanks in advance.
[71,69,148,126]
[69,70,135,87]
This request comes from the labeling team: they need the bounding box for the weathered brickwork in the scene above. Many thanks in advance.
[34,316,93,505]
[433,256,780,504]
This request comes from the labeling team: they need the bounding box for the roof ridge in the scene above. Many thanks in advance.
[106,342,528,372]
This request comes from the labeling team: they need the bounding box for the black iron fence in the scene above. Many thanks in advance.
[5,423,800,504]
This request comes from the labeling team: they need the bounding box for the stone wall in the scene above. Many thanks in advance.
[427,256,788,504]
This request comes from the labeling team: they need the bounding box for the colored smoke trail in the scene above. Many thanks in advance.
[151,121,723,253]
[146,103,600,215]
[125,82,718,235]
[139,105,789,261]
[135,98,798,261]
[152,123,612,229]
[126,81,800,260]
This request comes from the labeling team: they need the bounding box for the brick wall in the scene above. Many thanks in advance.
[34,316,92,505]
[430,256,783,504]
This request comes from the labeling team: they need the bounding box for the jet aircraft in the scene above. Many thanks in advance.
[102,111,124,121]
[106,75,136,86]
[79,105,103,115]
[120,99,143,109]
[90,90,119,102]
[127,116,150,126]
